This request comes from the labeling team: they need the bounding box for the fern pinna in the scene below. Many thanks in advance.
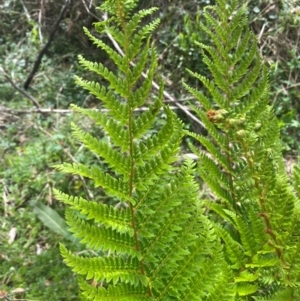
[185,0,300,299]
[54,1,233,300]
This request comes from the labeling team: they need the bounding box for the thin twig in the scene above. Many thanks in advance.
[272,83,300,106]
[0,105,190,115]
[38,0,44,44]
[0,107,70,114]
[0,67,42,109]
[80,0,99,20]
[20,0,31,21]
[23,0,71,89]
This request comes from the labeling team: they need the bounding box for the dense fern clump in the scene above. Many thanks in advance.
[54,1,233,300]
[185,0,300,299]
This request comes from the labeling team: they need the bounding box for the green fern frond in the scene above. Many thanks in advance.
[79,279,149,301]
[186,69,225,107]
[131,101,162,139]
[215,225,245,269]
[65,209,141,259]
[128,19,161,60]
[236,283,258,297]
[55,1,233,300]
[225,210,257,256]
[54,189,133,235]
[55,162,132,203]
[187,132,230,171]
[60,244,147,286]
[126,7,159,37]
[83,27,126,73]
[254,288,300,301]
[131,39,152,82]
[186,0,300,298]
[187,105,227,150]
[230,42,258,84]
[248,206,268,246]
[71,123,130,176]
[75,57,127,98]
[183,82,212,110]
[73,81,130,125]
[71,105,130,150]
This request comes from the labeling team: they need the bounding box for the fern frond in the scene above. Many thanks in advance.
[248,206,268,246]
[71,123,130,176]
[79,279,149,301]
[54,189,133,235]
[183,81,212,110]
[130,49,157,109]
[186,0,300,298]
[182,243,235,301]
[199,22,226,59]
[126,7,159,37]
[131,38,151,83]
[60,244,147,286]
[55,162,132,203]
[230,42,258,84]
[236,283,258,297]
[225,210,256,256]
[205,263,236,301]
[195,42,228,76]
[71,105,130,150]
[202,53,228,91]
[65,209,141,259]
[133,107,181,162]
[231,27,251,65]
[186,69,225,107]
[187,104,227,150]
[233,67,268,115]
[128,18,161,60]
[187,132,230,171]
[56,1,232,300]
[227,6,247,37]
[95,23,125,47]
[72,79,129,125]
[75,57,127,98]
[198,152,231,188]
[83,27,126,73]
[131,100,162,139]
[215,225,245,269]
[231,54,261,100]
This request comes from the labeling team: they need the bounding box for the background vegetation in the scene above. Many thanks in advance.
[0,0,299,300]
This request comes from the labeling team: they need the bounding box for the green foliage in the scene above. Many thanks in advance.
[1,0,299,300]
[154,0,214,93]
[0,205,79,300]
[0,128,84,299]
[185,0,300,299]
[55,1,232,300]
[247,0,300,154]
